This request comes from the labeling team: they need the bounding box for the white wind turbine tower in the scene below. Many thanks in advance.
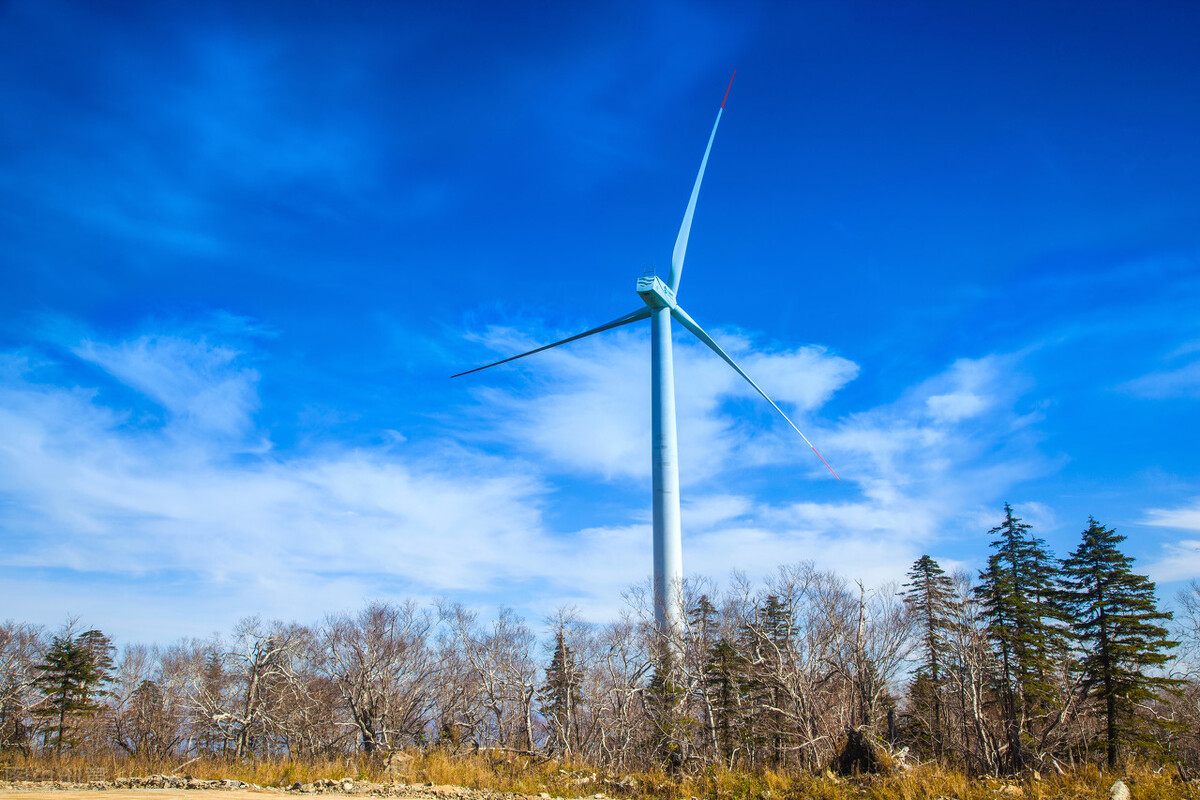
[454,74,838,641]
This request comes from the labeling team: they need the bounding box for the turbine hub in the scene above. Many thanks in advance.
[637,275,677,310]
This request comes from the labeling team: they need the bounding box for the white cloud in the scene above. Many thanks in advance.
[0,336,560,640]
[699,329,859,412]
[682,494,752,530]
[921,357,1005,423]
[464,321,858,484]
[688,522,923,590]
[1082,500,1200,587]
[1120,360,1200,399]
[926,392,986,423]
[1,322,1055,641]
[764,352,1054,581]
[1144,539,1200,584]
[831,354,1039,485]
[461,325,1050,594]
[1143,499,1200,532]
[73,334,262,442]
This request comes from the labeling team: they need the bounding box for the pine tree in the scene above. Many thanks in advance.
[746,594,794,767]
[759,595,794,648]
[33,629,114,755]
[688,594,724,761]
[643,652,687,772]
[975,503,1066,771]
[703,636,749,764]
[689,594,718,646]
[541,630,582,757]
[1059,517,1181,767]
[902,555,955,759]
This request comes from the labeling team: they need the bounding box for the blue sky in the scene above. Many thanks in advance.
[2,0,1198,645]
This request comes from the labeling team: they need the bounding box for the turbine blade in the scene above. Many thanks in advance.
[452,307,651,378]
[670,304,840,480]
[667,71,735,296]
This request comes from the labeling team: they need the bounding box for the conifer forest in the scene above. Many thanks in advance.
[3,507,1198,780]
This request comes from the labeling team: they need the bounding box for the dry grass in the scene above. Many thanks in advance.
[2,751,1195,800]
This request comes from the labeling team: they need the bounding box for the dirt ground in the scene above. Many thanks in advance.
[0,777,531,800]
[0,783,528,800]
[0,784,496,800]
[0,792,302,800]
[0,790,473,800]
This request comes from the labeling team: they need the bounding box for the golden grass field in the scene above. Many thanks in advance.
[1,751,1195,800]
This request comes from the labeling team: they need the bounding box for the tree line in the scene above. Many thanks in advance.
[2,506,1198,776]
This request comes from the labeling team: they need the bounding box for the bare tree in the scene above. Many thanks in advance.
[1176,581,1200,669]
[179,637,234,756]
[676,578,724,763]
[431,624,483,751]
[281,641,354,757]
[0,621,45,755]
[177,619,313,759]
[844,581,913,731]
[109,644,185,758]
[321,601,437,753]
[585,615,651,769]
[228,618,311,758]
[438,603,539,752]
[939,572,1003,774]
[1161,581,1200,770]
[745,564,850,769]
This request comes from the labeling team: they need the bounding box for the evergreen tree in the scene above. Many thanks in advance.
[759,595,794,649]
[975,503,1067,770]
[643,651,687,772]
[541,630,582,757]
[689,595,718,647]
[688,594,725,761]
[703,636,749,764]
[902,555,955,759]
[745,594,794,766]
[1059,517,1181,767]
[33,629,114,755]
[904,672,940,757]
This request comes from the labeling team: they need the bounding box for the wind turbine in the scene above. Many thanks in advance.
[453,74,838,640]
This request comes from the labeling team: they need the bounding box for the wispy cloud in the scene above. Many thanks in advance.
[458,322,1049,591]
[0,330,557,639]
[73,335,263,442]
[829,353,1046,500]
[1,316,1054,639]
[1143,499,1200,532]
[1144,539,1200,584]
[1128,499,1200,584]
[461,321,858,484]
[1120,360,1200,399]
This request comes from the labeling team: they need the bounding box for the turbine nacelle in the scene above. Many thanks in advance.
[636,275,677,310]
